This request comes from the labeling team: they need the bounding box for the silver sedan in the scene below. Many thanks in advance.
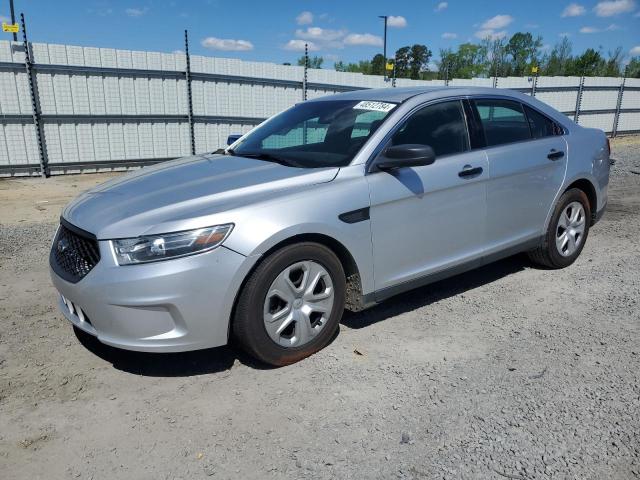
[50,87,610,365]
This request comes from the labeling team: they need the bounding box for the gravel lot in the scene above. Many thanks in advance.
[1,137,639,480]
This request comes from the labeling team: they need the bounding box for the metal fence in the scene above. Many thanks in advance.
[1,37,639,177]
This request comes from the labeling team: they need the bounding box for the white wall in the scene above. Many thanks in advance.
[0,40,637,173]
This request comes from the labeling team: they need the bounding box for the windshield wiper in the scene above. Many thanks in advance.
[232,151,299,167]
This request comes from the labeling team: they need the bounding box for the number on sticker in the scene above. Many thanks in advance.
[353,101,396,113]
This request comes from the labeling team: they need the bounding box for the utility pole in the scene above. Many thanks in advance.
[378,15,388,81]
[10,0,18,41]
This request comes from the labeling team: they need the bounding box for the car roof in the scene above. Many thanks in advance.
[307,86,527,104]
[306,86,573,128]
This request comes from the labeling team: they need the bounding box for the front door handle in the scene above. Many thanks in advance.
[458,165,483,178]
[547,149,565,160]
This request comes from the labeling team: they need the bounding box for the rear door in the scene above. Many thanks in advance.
[471,98,567,253]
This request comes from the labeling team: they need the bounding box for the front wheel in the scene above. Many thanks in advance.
[232,243,346,366]
[528,188,591,269]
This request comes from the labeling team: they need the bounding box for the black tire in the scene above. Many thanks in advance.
[528,188,591,269]
[232,242,346,366]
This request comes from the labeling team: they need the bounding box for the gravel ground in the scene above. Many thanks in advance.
[0,137,639,480]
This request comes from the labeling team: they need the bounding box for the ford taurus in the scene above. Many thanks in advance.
[50,87,610,365]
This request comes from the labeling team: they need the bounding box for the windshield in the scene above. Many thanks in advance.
[230,100,397,168]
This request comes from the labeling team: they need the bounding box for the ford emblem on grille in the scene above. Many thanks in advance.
[57,238,70,253]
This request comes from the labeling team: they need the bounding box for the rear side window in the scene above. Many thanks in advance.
[524,105,562,138]
[474,99,531,147]
[391,100,469,157]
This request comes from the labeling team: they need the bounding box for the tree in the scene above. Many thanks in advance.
[603,47,623,77]
[483,37,508,77]
[439,43,487,79]
[505,32,543,76]
[627,57,640,78]
[332,31,629,79]
[393,45,432,79]
[297,55,324,69]
[543,37,573,76]
[572,48,604,76]
[333,60,373,74]
[409,44,432,79]
[370,54,386,76]
[394,46,411,78]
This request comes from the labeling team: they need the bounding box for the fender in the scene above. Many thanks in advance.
[543,172,599,232]
[222,166,376,296]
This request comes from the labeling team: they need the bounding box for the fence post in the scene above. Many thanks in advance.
[20,13,48,178]
[612,67,627,138]
[574,76,585,123]
[184,30,196,156]
[302,43,308,101]
[444,64,449,87]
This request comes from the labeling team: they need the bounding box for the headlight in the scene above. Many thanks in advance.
[112,224,233,265]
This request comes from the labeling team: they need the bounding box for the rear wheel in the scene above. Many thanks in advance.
[528,188,591,268]
[233,242,346,366]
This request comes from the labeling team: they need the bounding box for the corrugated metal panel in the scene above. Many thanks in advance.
[1,40,638,174]
[578,113,616,132]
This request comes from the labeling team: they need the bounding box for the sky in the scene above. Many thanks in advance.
[1,0,639,67]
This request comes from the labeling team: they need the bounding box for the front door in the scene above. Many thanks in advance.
[366,99,489,295]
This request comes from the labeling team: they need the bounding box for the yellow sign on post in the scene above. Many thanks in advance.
[2,22,20,33]
[385,61,394,72]
[531,66,539,74]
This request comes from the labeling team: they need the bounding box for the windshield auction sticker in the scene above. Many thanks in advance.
[353,101,396,112]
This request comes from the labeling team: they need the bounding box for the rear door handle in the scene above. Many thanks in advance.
[547,149,565,160]
[458,166,483,178]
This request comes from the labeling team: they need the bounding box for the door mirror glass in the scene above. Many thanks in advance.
[375,144,436,171]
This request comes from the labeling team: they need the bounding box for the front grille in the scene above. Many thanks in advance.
[50,221,101,283]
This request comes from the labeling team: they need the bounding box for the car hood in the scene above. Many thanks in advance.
[62,154,339,239]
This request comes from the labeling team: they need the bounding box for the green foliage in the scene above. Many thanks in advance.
[394,46,411,78]
[370,54,386,76]
[335,59,372,74]
[627,58,640,78]
[331,32,627,78]
[439,43,487,79]
[332,44,432,79]
[505,32,543,76]
[297,55,324,69]
[541,37,573,76]
[408,44,432,79]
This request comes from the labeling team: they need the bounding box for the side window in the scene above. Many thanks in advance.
[391,100,469,157]
[262,117,328,149]
[474,99,531,147]
[351,110,387,139]
[523,105,561,139]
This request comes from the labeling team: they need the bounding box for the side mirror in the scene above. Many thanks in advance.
[375,144,436,171]
[227,134,242,146]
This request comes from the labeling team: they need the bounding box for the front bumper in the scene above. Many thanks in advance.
[50,240,255,352]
